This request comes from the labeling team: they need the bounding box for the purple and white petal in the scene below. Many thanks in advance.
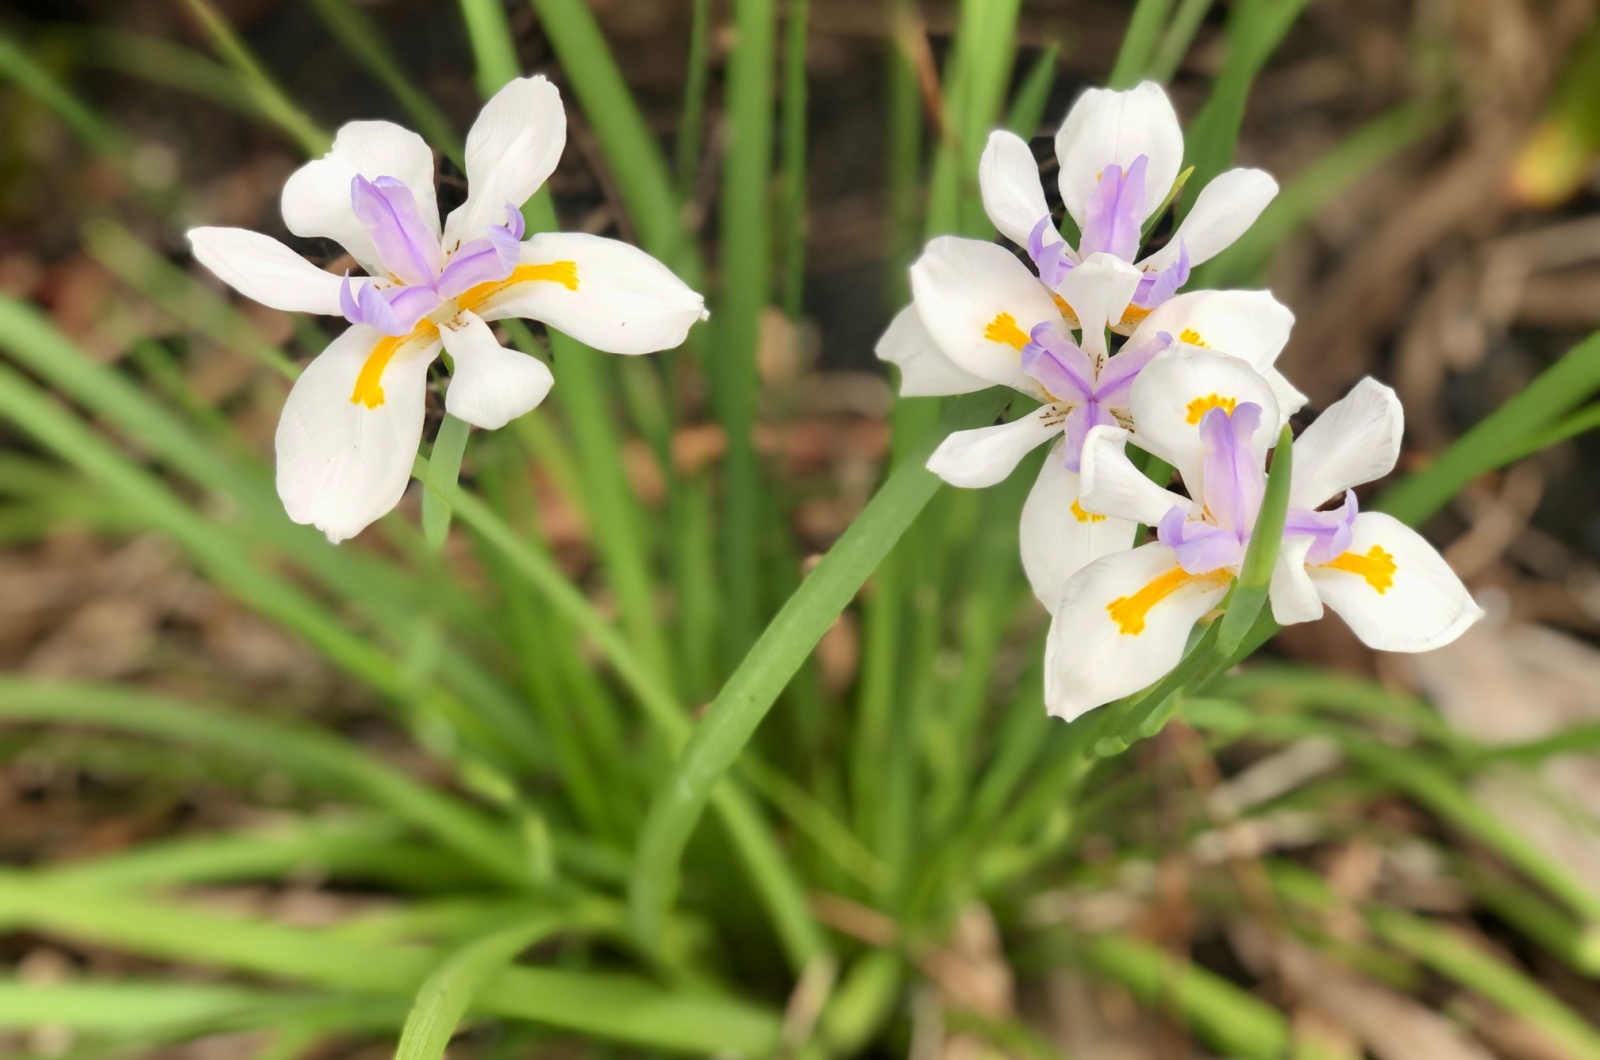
[1157,506,1245,574]
[1197,402,1266,535]
[1078,155,1147,262]
[351,175,444,287]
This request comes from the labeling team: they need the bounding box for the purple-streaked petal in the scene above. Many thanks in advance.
[1028,215,1076,289]
[1157,506,1245,574]
[1132,240,1190,309]
[351,174,444,287]
[502,202,526,240]
[340,272,408,335]
[1093,331,1171,406]
[384,284,443,331]
[1198,401,1266,534]
[1078,154,1148,262]
[436,231,520,299]
[1059,400,1117,473]
[1285,489,1359,565]
[1021,321,1096,402]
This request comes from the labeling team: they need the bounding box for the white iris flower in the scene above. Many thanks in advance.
[188,76,707,543]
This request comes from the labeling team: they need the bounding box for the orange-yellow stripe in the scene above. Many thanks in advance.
[351,321,439,409]
[457,260,579,316]
[1320,545,1397,594]
[1185,393,1238,424]
[1107,566,1231,636]
[984,311,1030,351]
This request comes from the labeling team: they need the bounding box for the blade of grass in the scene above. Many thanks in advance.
[1004,45,1060,136]
[0,33,121,152]
[676,0,714,198]
[1196,97,1452,288]
[1108,0,1176,88]
[526,0,696,276]
[1217,423,1292,653]
[779,0,809,319]
[1147,0,1215,83]
[0,879,781,1055]
[712,0,779,666]
[1178,0,1311,225]
[394,916,571,1060]
[628,388,1011,947]
[307,0,463,164]
[1055,932,1288,1060]
[423,413,471,550]
[429,461,830,969]
[1377,329,1600,524]
[176,0,331,155]
[1371,907,1600,1059]
[458,0,523,98]
[0,679,531,889]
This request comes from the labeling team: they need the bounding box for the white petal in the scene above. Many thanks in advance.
[1079,425,1193,526]
[1044,542,1231,721]
[1125,289,1293,373]
[1140,168,1278,271]
[1055,81,1183,228]
[1265,368,1309,420]
[444,76,566,248]
[909,236,1059,397]
[1309,512,1483,653]
[875,305,992,397]
[1057,252,1143,358]
[979,130,1051,249]
[477,233,705,354]
[281,121,439,269]
[1289,378,1404,510]
[440,311,554,430]
[926,405,1061,488]
[1128,346,1283,489]
[1020,437,1139,607]
[1268,534,1324,626]
[187,227,356,316]
[275,324,438,543]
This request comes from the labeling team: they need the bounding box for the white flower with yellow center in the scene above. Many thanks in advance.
[879,242,1304,606]
[1042,352,1482,721]
[188,76,707,543]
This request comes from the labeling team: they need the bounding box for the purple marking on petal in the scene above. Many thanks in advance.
[1093,332,1171,406]
[351,174,444,287]
[503,203,526,241]
[1058,400,1116,473]
[1285,489,1359,565]
[340,272,410,336]
[1027,215,1075,288]
[1198,402,1266,534]
[1157,506,1245,574]
[384,284,443,331]
[437,231,520,300]
[1078,155,1148,263]
[1132,241,1190,309]
[1021,321,1096,402]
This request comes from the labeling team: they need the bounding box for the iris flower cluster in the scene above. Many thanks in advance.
[189,72,1479,722]
[880,81,1481,719]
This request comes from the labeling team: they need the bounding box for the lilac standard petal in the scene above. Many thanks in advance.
[1021,321,1096,402]
[1078,155,1148,263]
[1058,400,1116,473]
[340,272,409,336]
[502,202,526,241]
[1028,215,1076,289]
[437,232,520,299]
[384,284,443,331]
[1132,241,1190,309]
[1157,506,1245,574]
[1285,489,1359,565]
[1198,401,1266,534]
[351,174,444,287]
[1093,331,1171,406]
